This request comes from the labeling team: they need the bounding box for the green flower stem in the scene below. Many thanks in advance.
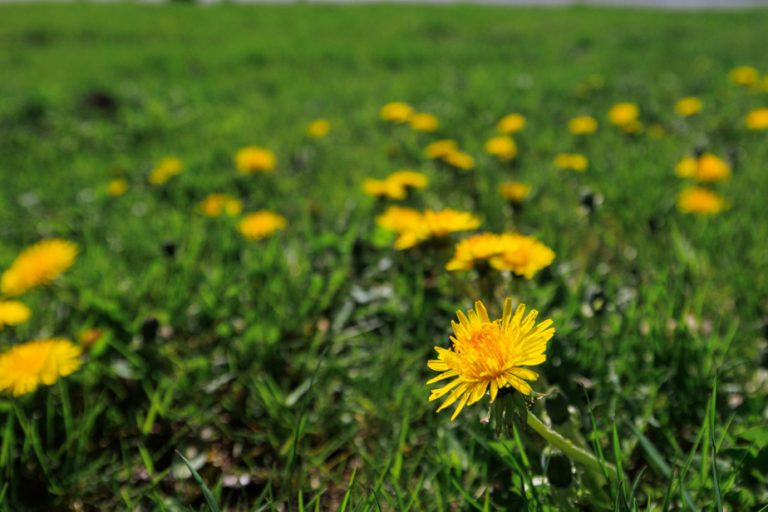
[526,411,619,482]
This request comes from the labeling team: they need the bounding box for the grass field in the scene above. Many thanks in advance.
[1,4,768,510]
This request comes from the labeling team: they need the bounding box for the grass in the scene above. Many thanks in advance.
[1,3,768,510]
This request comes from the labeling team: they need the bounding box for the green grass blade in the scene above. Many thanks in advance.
[175,451,220,512]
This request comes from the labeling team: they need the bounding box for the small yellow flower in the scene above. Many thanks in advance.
[239,211,287,240]
[445,233,507,271]
[380,102,414,123]
[554,153,588,172]
[387,170,429,190]
[395,209,481,250]
[675,97,703,117]
[0,338,83,397]
[235,146,276,174]
[442,150,475,171]
[608,102,639,127]
[568,116,598,135]
[362,178,406,200]
[675,156,697,178]
[729,66,760,87]
[148,157,183,186]
[1,239,78,296]
[695,153,731,182]
[425,139,458,159]
[484,136,518,162]
[677,187,726,215]
[376,206,423,233]
[410,113,439,132]
[745,108,768,130]
[0,301,31,329]
[497,113,526,134]
[499,182,531,203]
[306,119,331,138]
[198,194,243,217]
[107,179,128,197]
[427,298,555,420]
[446,233,554,279]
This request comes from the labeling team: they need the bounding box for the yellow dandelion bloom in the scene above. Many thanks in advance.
[307,119,331,138]
[497,113,526,134]
[677,187,726,215]
[410,112,439,132]
[239,211,287,240]
[608,102,639,127]
[675,156,697,178]
[488,234,556,279]
[395,209,481,250]
[427,298,555,420]
[745,108,768,130]
[198,193,243,217]
[445,233,508,271]
[1,239,78,296]
[376,206,423,233]
[568,116,598,135]
[484,136,518,162]
[554,153,588,172]
[107,179,128,197]
[148,157,183,186]
[499,182,531,203]
[695,153,731,182]
[0,301,31,329]
[362,178,406,200]
[425,139,458,159]
[729,66,760,87]
[388,170,429,190]
[442,150,475,171]
[675,97,703,117]
[380,102,414,123]
[235,146,276,174]
[0,338,83,397]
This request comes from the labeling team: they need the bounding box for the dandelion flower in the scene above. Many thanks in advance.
[729,66,760,87]
[675,97,703,117]
[568,116,598,135]
[0,301,31,329]
[376,206,423,233]
[675,156,697,179]
[199,193,243,217]
[499,182,531,203]
[107,179,128,197]
[388,170,429,190]
[695,153,731,182]
[484,136,518,162]
[445,233,508,271]
[362,178,406,200]
[745,108,768,130]
[677,187,726,215]
[554,153,588,172]
[1,239,78,296]
[427,299,555,420]
[148,157,183,186]
[0,338,83,397]
[608,102,639,128]
[488,234,556,279]
[380,102,414,123]
[410,113,439,132]
[497,113,526,134]
[395,209,481,250]
[307,119,331,138]
[425,139,458,159]
[239,211,287,240]
[235,146,276,174]
[442,150,475,171]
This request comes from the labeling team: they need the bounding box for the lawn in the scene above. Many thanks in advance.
[1,3,767,510]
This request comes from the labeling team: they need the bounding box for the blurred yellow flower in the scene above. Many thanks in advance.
[695,153,731,182]
[148,157,183,186]
[198,193,243,217]
[497,113,526,134]
[608,102,639,128]
[677,187,726,215]
[554,153,588,172]
[447,232,554,279]
[239,211,287,240]
[568,116,598,135]
[388,170,429,190]
[0,301,31,329]
[425,139,458,159]
[729,66,760,86]
[410,112,439,132]
[1,239,78,296]
[675,156,697,178]
[107,179,128,197]
[363,178,405,200]
[0,338,82,397]
[376,206,423,233]
[395,209,481,250]
[484,136,518,162]
[445,233,507,271]
[499,182,531,203]
[442,150,475,171]
[675,96,703,117]
[427,298,555,420]
[235,146,276,174]
[745,108,768,130]
[307,119,331,138]
[380,102,414,123]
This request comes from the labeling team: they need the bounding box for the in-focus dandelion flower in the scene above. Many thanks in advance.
[239,211,287,240]
[0,338,82,397]
[148,157,183,186]
[107,179,128,197]
[198,193,243,217]
[745,108,768,130]
[235,146,276,174]
[362,178,406,200]
[0,301,31,329]
[395,209,481,250]
[608,102,639,128]
[729,66,760,87]
[376,206,424,233]
[427,298,555,420]
[380,102,414,123]
[675,97,703,117]
[307,119,331,138]
[442,150,475,171]
[497,113,526,134]
[677,187,726,215]
[410,113,439,132]
[484,136,518,162]
[554,153,588,172]
[568,116,598,135]
[1,239,78,296]
[425,139,458,159]
[387,170,429,190]
[499,182,531,203]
